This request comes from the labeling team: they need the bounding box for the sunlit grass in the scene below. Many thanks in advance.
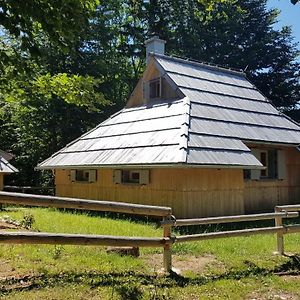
[0,206,300,299]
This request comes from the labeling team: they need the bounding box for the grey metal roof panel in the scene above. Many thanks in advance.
[63,130,181,152]
[169,73,266,101]
[187,148,262,166]
[38,145,184,168]
[0,157,18,173]
[84,114,183,139]
[38,99,188,168]
[190,103,299,130]
[190,118,300,144]
[182,89,279,114]
[38,54,300,170]
[188,134,250,151]
[155,55,253,88]
[103,100,185,125]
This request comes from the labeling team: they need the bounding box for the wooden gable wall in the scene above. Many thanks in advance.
[126,58,180,108]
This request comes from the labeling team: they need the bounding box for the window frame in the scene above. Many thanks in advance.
[113,169,150,185]
[245,148,285,181]
[70,169,97,183]
[149,77,162,100]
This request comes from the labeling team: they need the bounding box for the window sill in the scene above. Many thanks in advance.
[71,181,94,184]
[244,178,284,182]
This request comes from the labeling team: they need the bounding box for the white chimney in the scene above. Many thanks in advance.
[145,36,166,64]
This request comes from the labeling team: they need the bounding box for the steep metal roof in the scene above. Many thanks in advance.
[0,156,18,173]
[37,54,300,169]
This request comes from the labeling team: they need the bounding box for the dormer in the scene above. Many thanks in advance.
[126,37,183,108]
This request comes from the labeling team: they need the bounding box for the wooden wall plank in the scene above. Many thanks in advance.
[244,147,300,213]
[0,175,3,191]
[55,168,244,218]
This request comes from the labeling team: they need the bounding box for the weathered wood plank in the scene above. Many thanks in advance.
[0,191,172,217]
[276,204,300,212]
[176,225,300,243]
[173,212,299,226]
[0,232,170,247]
[176,226,285,243]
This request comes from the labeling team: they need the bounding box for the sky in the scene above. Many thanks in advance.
[267,0,300,46]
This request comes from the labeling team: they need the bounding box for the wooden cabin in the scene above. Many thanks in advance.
[37,37,300,218]
[0,150,18,190]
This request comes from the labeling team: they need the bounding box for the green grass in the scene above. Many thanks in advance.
[0,206,300,299]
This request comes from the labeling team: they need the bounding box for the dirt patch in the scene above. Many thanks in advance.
[0,221,19,230]
[143,253,224,274]
[0,260,38,292]
[248,290,298,300]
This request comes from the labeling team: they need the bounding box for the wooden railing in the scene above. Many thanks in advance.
[0,191,174,272]
[0,191,300,273]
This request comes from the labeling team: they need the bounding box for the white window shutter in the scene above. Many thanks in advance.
[113,170,122,184]
[89,170,97,183]
[277,150,286,180]
[70,170,76,182]
[140,170,150,185]
[250,149,261,180]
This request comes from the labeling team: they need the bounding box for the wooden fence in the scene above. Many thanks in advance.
[0,191,300,273]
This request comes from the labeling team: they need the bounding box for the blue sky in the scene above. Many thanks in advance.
[268,0,300,46]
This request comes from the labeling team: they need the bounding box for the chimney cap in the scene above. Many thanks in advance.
[145,36,166,46]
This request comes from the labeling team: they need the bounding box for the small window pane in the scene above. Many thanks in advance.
[121,170,140,184]
[75,170,89,182]
[149,79,160,99]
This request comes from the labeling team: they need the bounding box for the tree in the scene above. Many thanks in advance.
[142,0,300,113]
[0,0,99,55]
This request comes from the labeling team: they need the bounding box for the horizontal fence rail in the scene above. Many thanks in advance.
[0,191,172,217]
[0,232,171,247]
[4,186,55,191]
[276,204,300,212]
[1,191,300,273]
[169,212,299,227]
[176,225,300,243]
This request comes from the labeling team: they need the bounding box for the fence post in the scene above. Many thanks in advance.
[163,216,172,273]
[275,207,284,255]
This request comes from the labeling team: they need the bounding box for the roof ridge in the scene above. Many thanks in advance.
[178,97,190,163]
[151,53,246,77]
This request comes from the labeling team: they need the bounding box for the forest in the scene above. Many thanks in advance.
[0,0,299,186]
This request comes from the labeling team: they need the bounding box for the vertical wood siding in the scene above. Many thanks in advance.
[0,175,3,191]
[244,148,300,213]
[55,168,244,218]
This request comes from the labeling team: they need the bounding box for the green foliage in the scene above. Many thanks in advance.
[20,212,35,229]
[0,0,99,55]
[0,0,300,186]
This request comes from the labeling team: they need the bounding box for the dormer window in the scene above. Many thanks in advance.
[149,78,161,100]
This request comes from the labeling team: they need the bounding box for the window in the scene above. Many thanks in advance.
[246,148,286,180]
[149,78,161,99]
[113,169,150,185]
[70,169,97,183]
[260,150,269,177]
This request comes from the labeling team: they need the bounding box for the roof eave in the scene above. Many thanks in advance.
[37,162,263,170]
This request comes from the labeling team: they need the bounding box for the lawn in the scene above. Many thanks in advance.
[0,206,300,299]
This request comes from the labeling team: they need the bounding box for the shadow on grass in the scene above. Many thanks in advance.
[1,255,300,295]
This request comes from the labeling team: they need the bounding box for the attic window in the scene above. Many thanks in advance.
[149,78,161,99]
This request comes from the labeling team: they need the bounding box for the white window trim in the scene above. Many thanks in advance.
[70,169,97,183]
[113,169,150,185]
